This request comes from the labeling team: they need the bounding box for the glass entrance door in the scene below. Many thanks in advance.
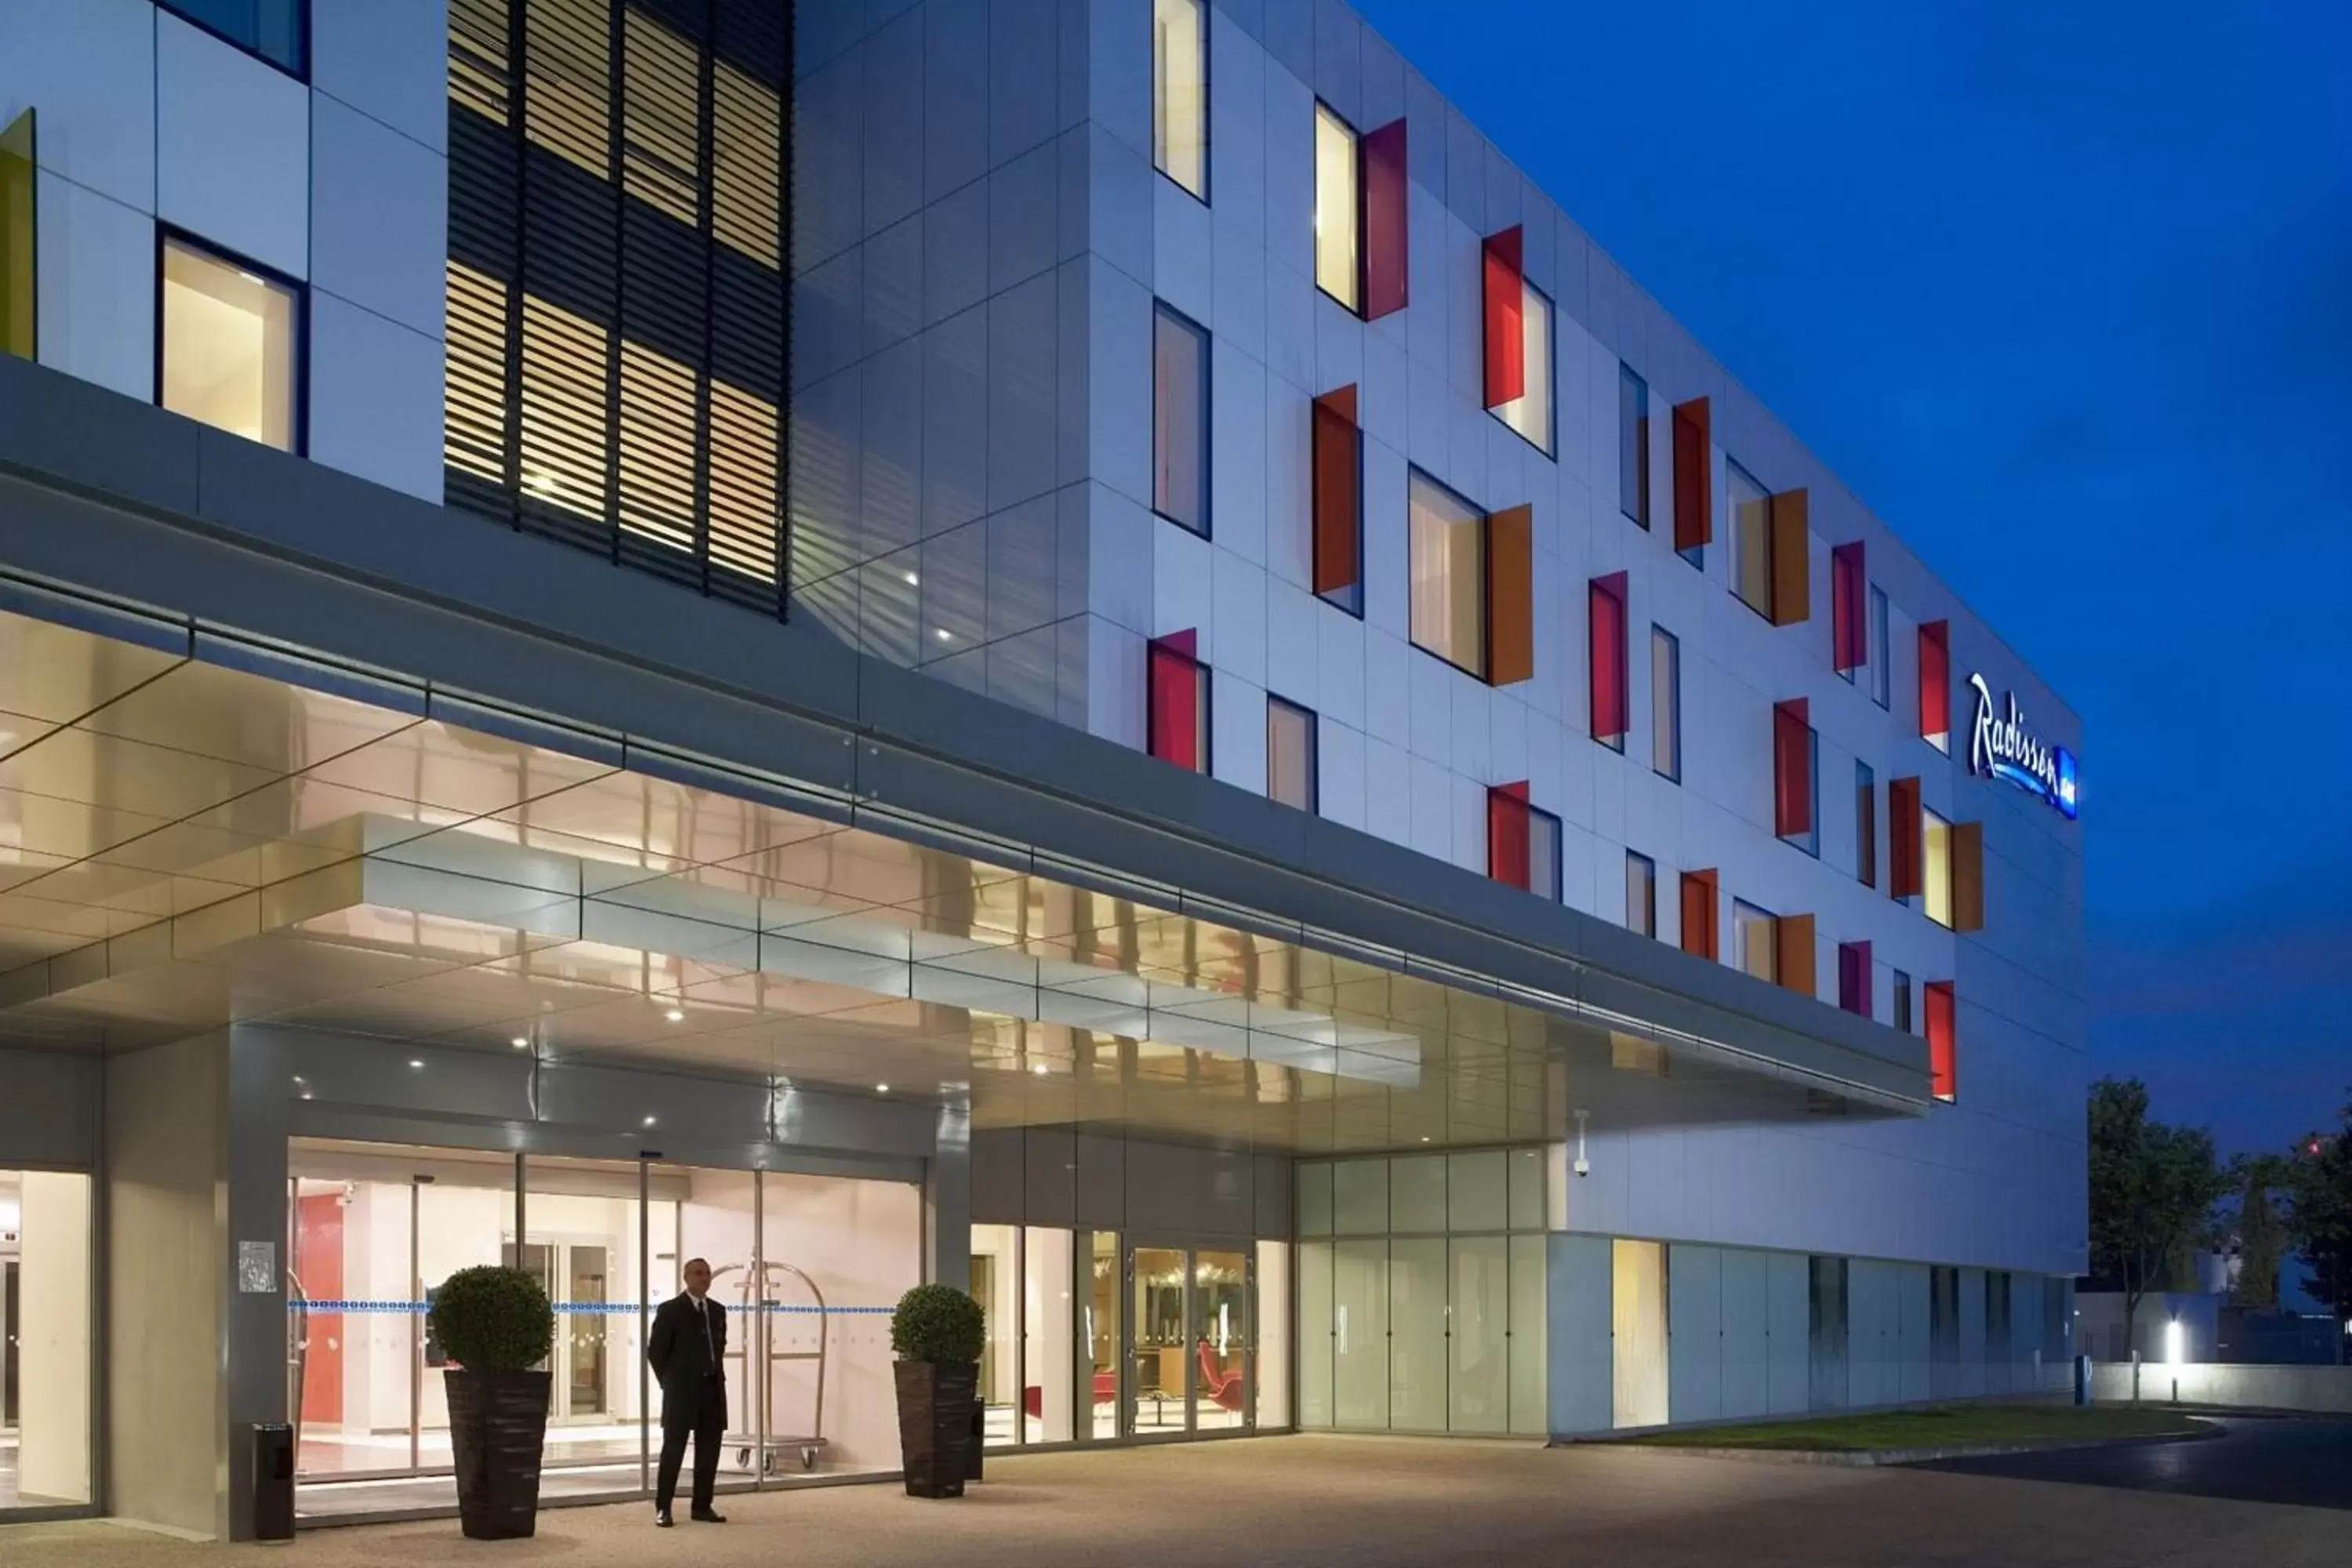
[1123,1242,1254,1438]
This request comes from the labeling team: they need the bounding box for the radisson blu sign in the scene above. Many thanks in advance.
[1967,673,2076,818]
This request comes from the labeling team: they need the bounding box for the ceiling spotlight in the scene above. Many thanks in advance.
[291,1075,306,1085]
[408,1059,424,1070]
[510,1036,530,1050]
[1031,1063,1049,1076]
[875,1083,891,1094]
[642,1115,658,1128]
[1419,1135,1431,1143]
[665,1007,685,1023]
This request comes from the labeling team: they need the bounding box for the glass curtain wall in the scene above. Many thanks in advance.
[288,1138,917,1515]
[0,1171,93,1512]
[1294,1149,1548,1436]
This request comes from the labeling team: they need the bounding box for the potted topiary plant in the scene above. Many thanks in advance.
[889,1282,985,1498]
[430,1265,556,1539]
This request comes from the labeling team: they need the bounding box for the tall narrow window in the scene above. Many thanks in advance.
[1482,228,1552,455]
[1313,103,1359,312]
[1926,979,1958,1102]
[1650,626,1680,780]
[1625,851,1656,937]
[1618,365,1650,527]
[1868,584,1891,708]
[1153,302,1210,535]
[1837,939,1871,1017]
[1152,0,1207,200]
[1730,459,1772,618]
[1409,470,1485,677]
[1854,761,1877,888]
[1487,783,1530,891]
[1588,572,1628,750]
[1831,540,1867,681]
[1733,900,1778,985]
[1679,869,1719,961]
[1893,969,1914,1033]
[160,233,303,452]
[1267,695,1318,811]
[1148,632,1209,772]
[1,109,32,361]
[1888,775,1922,900]
[1528,803,1563,902]
[1918,619,1951,751]
[1312,385,1363,614]
[1773,699,1817,855]
[1922,805,1954,928]
[1672,397,1711,565]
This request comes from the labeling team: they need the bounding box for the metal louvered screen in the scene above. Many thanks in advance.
[445,0,789,616]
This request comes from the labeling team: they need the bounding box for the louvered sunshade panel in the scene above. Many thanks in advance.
[442,0,788,616]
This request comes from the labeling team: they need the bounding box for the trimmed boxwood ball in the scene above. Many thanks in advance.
[891,1283,985,1364]
[431,1265,555,1374]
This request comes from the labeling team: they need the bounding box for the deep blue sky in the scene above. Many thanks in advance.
[1352,0,2352,1153]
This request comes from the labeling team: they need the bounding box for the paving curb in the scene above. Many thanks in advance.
[1615,1419,2223,1467]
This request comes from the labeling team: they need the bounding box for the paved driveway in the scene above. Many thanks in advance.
[2,1432,2341,1567]
[1916,1415,2352,1510]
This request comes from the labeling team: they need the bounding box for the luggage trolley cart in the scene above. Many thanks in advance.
[712,1259,831,1475]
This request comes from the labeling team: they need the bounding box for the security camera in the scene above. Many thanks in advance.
[1572,1107,1592,1178]
[1573,1155,1591,1178]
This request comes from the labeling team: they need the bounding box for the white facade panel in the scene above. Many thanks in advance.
[154,16,310,278]
[33,172,154,401]
[306,290,444,502]
[310,0,448,155]
[0,0,157,212]
[309,96,445,341]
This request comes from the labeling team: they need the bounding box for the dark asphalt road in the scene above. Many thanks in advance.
[1914,1416,2352,1510]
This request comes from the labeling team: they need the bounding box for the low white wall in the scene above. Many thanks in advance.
[2092,1360,2352,1413]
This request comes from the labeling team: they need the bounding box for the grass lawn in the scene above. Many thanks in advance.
[1624,1404,2209,1452]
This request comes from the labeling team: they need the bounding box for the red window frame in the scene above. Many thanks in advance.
[1482,226,1525,409]
[1926,979,1957,1101]
[1918,619,1951,748]
[1838,939,1872,1017]
[1831,540,1867,676]
[1773,698,1813,840]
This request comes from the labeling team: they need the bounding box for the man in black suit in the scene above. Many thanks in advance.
[648,1256,728,1526]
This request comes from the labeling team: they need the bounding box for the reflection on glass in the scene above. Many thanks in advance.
[1730,459,1771,617]
[1408,470,1485,678]
[1313,104,1359,310]
[1331,1239,1387,1428]
[1152,0,1207,198]
[1255,1241,1290,1429]
[1087,1233,1120,1439]
[1612,1239,1669,1428]
[0,1171,93,1508]
[1388,1238,1446,1432]
[1130,1247,1187,1434]
[1192,1250,1248,1431]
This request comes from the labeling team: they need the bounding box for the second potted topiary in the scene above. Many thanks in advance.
[429,1265,556,1539]
[889,1283,985,1497]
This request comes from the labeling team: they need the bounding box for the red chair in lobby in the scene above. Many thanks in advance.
[1196,1339,1245,1413]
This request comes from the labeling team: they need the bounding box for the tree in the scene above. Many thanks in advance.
[2283,1095,2352,1353]
[2228,1154,2290,1309]
[2087,1077,2229,1352]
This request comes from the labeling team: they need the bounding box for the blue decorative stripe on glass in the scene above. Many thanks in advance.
[292,1300,893,1316]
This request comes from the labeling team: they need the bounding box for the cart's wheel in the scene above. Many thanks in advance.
[762,1450,780,1477]
[736,1446,752,1469]
[801,1446,818,1471]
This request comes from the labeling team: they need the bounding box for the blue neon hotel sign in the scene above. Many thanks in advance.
[1967,673,2077,818]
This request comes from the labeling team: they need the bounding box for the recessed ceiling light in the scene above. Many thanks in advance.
[291,1075,306,1085]
[409,1059,424,1070]
[643,1115,658,1127]
[1419,1135,1431,1143]
[510,1036,530,1050]
[666,1007,685,1023]
[875,1083,891,1094]
[1031,1063,1049,1076]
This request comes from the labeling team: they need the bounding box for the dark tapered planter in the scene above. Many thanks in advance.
[894,1360,978,1498]
[445,1370,551,1539]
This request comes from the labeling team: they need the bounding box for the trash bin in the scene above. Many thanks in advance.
[252,1423,296,1541]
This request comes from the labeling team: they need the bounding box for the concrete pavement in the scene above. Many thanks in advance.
[2,1432,2339,1566]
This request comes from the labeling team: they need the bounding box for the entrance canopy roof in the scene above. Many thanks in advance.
[0,602,1922,1152]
